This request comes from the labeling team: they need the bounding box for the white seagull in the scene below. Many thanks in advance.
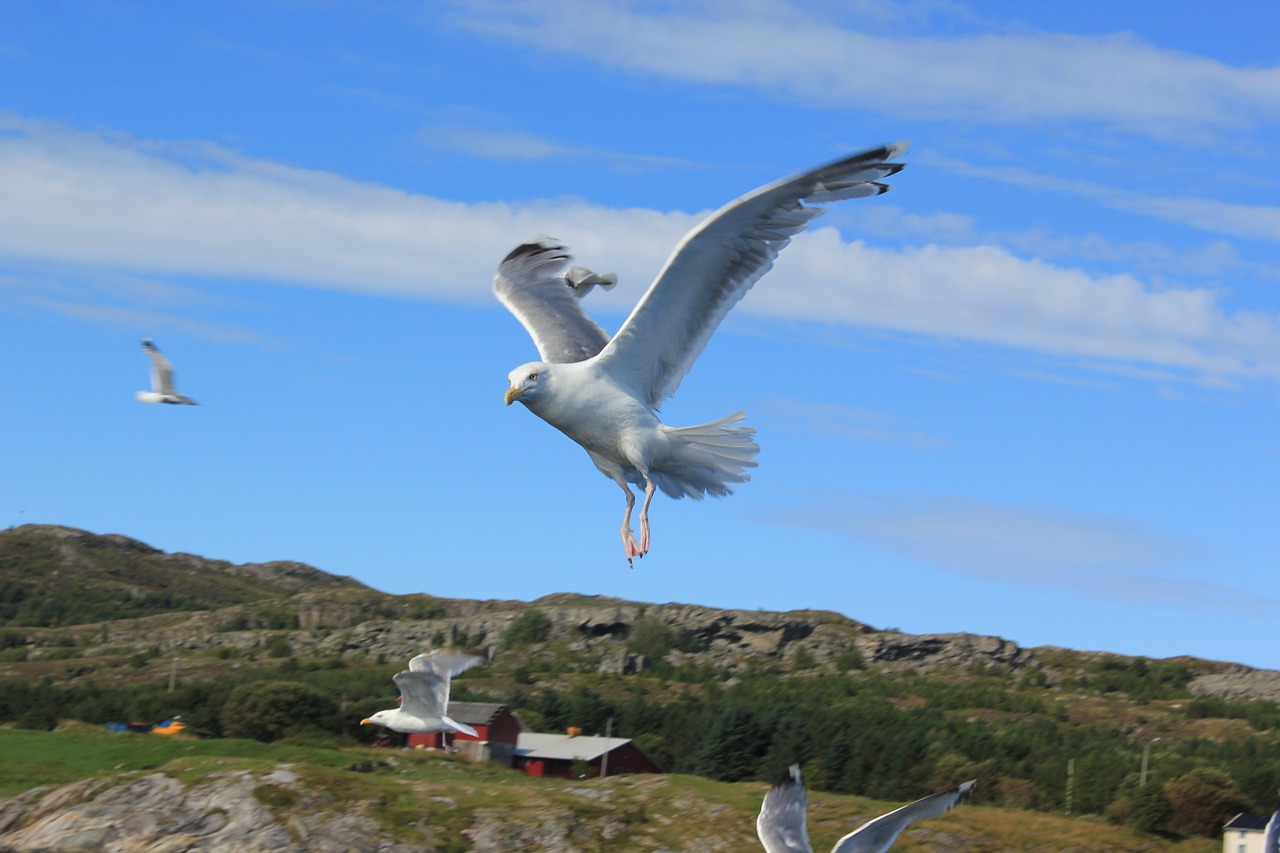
[496,143,908,565]
[757,765,975,853]
[1264,807,1279,853]
[136,339,198,405]
[360,649,488,735]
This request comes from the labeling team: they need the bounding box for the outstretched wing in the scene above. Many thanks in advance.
[757,764,814,853]
[404,649,489,714]
[392,669,443,719]
[142,340,177,395]
[595,143,907,409]
[493,240,616,364]
[830,780,975,853]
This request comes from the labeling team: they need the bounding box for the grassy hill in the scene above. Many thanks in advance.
[0,726,1219,852]
[0,524,371,627]
[1,523,1277,846]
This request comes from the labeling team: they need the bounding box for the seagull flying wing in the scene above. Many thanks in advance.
[596,143,907,409]
[757,765,814,853]
[143,340,177,395]
[493,241,616,364]
[401,649,488,716]
[829,779,976,853]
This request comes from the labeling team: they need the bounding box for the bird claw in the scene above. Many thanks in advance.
[622,529,646,567]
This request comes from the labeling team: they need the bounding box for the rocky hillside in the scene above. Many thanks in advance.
[2,524,1277,706]
[1,525,1277,846]
[0,727,1220,853]
[0,525,369,627]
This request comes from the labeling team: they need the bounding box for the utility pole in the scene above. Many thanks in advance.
[1065,758,1074,815]
[600,717,613,778]
[168,654,177,693]
[1140,737,1161,786]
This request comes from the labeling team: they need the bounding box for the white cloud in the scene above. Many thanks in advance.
[928,155,1280,243]
[760,396,945,448]
[2,116,1278,381]
[417,124,694,170]
[441,1,1280,139]
[754,492,1269,613]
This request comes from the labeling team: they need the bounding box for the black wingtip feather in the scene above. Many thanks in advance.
[502,240,567,265]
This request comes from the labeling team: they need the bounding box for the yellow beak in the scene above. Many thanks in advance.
[360,717,373,725]
[504,387,523,406]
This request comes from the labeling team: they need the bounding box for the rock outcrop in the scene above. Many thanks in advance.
[0,766,425,853]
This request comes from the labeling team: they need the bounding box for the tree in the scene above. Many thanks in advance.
[220,680,341,742]
[1127,781,1173,835]
[628,617,675,658]
[499,610,553,649]
[689,705,767,782]
[1163,768,1248,837]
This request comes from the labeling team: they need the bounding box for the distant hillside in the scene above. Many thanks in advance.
[1,523,1277,838]
[0,524,370,628]
[0,727,1220,853]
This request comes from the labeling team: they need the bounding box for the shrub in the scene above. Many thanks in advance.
[220,680,341,742]
[1163,768,1248,837]
[500,610,553,649]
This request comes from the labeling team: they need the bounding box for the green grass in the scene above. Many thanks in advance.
[0,724,356,796]
[0,726,1223,853]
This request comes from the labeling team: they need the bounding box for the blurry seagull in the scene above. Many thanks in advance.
[360,649,488,736]
[1264,807,1278,853]
[495,143,908,565]
[136,339,198,405]
[757,764,974,853]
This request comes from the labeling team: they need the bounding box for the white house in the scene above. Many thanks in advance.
[1222,813,1275,853]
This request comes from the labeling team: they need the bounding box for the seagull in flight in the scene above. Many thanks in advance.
[495,143,908,565]
[360,649,488,735]
[136,339,198,405]
[757,764,974,853]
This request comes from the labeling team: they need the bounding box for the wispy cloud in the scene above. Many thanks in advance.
[842,204,1276,284]
[928,155,1280,243]
[441,1,1280,141]
[754,492,1268,613]
[417,124,694,170]
[760,396,945,448]
[0,268,277,346]
[2,116,1279,381]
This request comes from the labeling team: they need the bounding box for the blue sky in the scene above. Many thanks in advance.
[2,1,1277,670]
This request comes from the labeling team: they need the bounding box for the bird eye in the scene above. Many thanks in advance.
[528,372,538,380]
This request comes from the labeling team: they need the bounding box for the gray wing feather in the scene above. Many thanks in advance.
[145,349,176,395]
[494,240,615,363]
[566,266,617,297]
[392,669,444,719]
[757,765,814,853]
[595,143,907,409]
[405,649,488,714]
[829,779,975,853]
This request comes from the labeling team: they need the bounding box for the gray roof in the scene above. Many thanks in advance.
[446,702,511,726]
[1224,813,1270,831]
[514,733,632,762]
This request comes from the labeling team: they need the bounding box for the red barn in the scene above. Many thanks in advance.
[406,702,523,764]
[513,732,662,778]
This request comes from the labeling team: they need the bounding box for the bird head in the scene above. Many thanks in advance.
[505,362,549,407]
[141,339,157,352]
[360,710,391,727]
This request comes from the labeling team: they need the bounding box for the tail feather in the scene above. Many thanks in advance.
[651,412,759,499]
[442,716,479,738]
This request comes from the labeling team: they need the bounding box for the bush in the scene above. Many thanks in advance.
[1163,768,1248,837]
[500,610,553,649]
[220,680,341,742]
[1127,782,1173,834]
